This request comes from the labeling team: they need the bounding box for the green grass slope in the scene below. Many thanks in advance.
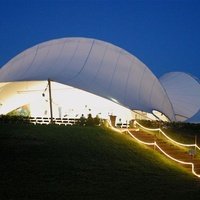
[0,124,200,200]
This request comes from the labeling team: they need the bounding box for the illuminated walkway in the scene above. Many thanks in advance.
[115,122,200,178]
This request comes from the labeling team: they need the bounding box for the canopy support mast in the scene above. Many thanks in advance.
[48,79,53,124]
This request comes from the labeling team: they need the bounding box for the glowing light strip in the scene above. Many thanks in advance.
[135,121,200,151]
[121,129,200,178]
[107,119,200,178]
[125,130,155,146]
[155,142,200,178]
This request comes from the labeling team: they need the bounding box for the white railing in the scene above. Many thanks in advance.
[29,117,78,125]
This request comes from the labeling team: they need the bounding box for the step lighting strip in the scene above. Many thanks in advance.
[135,121,200,151]
[109,123,200,178]
[125,129,200,178]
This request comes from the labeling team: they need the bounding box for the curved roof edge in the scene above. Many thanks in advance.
[160,71,200,122]
[0,37,176,121]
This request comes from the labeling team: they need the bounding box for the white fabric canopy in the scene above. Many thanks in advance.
[0,37,175,121]
[160,72,200,121]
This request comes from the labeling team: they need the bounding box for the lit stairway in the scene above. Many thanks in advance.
[125,128,200,177]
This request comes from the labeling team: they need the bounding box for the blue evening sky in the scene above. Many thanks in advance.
[0,0,200,79]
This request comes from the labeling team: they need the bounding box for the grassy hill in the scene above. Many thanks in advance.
[0,123,200,200]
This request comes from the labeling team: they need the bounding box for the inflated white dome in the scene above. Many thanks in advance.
[160,72,200,121]
[0,37,175,121]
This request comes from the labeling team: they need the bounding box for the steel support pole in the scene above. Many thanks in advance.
[48,79,53,124]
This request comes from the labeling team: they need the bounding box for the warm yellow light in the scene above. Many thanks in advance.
[126,129,200,178]
[135,121,200,150]
[109,120,200,178]
[0,81,134,124]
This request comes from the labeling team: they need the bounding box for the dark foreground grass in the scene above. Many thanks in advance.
[0,124,200,200]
